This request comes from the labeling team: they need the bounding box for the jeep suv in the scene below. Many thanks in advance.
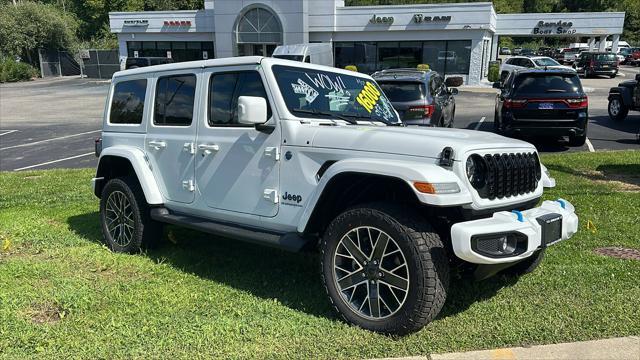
[93,57,578,335]
[493,69,588,146]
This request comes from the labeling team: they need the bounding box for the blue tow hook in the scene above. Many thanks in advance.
[511,210,524,222]
[556,199,566,209]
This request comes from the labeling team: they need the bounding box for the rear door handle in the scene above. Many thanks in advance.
[198,143,220,155]
[148,140,166,150]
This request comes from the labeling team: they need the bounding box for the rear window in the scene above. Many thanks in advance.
[513,74,582,95]
[378,81,424,102]
[595,54,616,62]
[109,79,147,124]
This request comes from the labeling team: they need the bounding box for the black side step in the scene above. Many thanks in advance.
[150,208,310,252]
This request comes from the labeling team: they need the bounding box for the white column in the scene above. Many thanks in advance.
[204,0,213,9]
[587,37,595,51]
[611,34,620,53]
[490,34,499,60]
[598,35,608,52]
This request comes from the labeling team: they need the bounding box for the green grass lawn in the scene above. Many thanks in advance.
[1,151,639,359]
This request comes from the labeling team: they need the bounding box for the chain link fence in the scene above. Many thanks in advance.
[38,49,119,80]
[38,49,81,78]
[81,49,120,79]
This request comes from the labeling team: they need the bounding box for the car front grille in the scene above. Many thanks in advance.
[481,152,540,200]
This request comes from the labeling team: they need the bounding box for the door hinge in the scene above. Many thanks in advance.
[263,189,279,204]
[264,147,280,161]
[183,142,196,155]
[182,179,195,192]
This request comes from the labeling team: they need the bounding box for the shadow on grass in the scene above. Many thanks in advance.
[547,163,640,189]
[67,212,517,324]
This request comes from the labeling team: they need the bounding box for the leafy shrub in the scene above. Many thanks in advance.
[445,76,463,87]
[0,59,38,83]
[488,61,500,83]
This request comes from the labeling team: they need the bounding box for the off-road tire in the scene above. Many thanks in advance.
[608,97,629,122]
[568,132,587,147]
[502,249,545,276]
[320,203,449,335]
[100,177,163,253]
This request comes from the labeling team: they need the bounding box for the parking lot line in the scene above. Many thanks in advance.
[585,137,595,153]
[0,130,19,136]
[474,117,486,130]
[13,152,94,171]
[0,130,100,151]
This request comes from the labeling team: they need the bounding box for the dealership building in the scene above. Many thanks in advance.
[109,0,625,85]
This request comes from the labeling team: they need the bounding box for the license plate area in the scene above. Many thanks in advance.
[538,103,554,110]
[537,213,563,247]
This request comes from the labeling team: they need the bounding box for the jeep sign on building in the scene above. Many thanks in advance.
[109,0,625,85]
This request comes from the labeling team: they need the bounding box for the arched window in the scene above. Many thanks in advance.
[236,7,282,44]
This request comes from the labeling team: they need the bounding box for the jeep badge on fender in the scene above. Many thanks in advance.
[92,56,578,335]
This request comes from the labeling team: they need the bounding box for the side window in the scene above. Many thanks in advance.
[109,79,147,124]
[209,71,272,126]
[506,58,514,65]
[430,76,443,96]
[304,56,311,63]
[154,74,196,126]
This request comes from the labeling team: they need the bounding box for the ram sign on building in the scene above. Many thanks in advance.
[109,0,625,85]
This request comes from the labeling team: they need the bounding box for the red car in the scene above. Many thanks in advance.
[626,48,640,66]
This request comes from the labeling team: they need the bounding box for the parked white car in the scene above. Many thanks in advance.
[500,56,574,82]
[92,56,578,335]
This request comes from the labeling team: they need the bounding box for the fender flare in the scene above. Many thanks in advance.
[296,158,472,233]
[95,146,164,205]
[608,87,633,106]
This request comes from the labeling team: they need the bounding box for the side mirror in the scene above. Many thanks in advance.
[449,88,459,95]
[237,96,268,125]
[492,82,502,89]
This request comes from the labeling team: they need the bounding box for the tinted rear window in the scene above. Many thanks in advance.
[109,79,147,124]
[595,54,616,62]
[378,81,424,102]
[513,74,582,95]
[154,74,196,126]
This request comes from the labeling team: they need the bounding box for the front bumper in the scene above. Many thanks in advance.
[451,199,578,264]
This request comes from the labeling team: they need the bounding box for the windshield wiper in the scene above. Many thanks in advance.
[340,113,404,126]
[292,108,358,125]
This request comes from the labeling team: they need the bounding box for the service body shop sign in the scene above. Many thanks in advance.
[533,20,576,35]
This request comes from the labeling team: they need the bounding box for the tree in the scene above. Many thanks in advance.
[0,2,79,63]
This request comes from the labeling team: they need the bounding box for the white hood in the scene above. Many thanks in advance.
[310,125,536,159]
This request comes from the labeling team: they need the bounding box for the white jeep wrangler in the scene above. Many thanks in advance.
[93,57,578,335]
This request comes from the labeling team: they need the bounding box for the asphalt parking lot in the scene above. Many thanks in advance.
[1,66,638,172]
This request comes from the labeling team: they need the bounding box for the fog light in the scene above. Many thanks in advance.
[471,232,527,258]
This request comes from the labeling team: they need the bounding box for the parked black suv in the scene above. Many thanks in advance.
[493,69,588,146]
[372,69,458,127]
[574,52,618,78]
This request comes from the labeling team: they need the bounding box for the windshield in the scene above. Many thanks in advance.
[377,81,424,102]
[595,54,616,62]
[274,55,304,62]
[513,74,582,95]
[272,65,400,124]
[534,57,560,67]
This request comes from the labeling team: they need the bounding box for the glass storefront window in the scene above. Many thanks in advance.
[398,42,422,68]
[334,40,472,76]
[126,41,215,62]
[445,40,471,74]
[422,41,446,74]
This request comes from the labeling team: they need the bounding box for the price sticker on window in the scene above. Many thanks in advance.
[356,81,381,113]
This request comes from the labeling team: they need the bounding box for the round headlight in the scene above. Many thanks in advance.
[466,157,475,180]
[466,154,486,189]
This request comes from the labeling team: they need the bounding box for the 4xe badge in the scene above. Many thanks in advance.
[282,191,303,207]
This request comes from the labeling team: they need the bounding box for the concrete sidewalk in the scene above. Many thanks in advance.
[381,337,640,360]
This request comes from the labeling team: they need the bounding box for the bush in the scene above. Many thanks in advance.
[445,76,464,87]
[0,59,38,83]
[488,61,501,83]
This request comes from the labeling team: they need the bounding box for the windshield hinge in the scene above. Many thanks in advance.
[264,147,280,161]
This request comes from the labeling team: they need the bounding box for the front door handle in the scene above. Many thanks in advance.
[148,140,166,150]
[198,143,220,155]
